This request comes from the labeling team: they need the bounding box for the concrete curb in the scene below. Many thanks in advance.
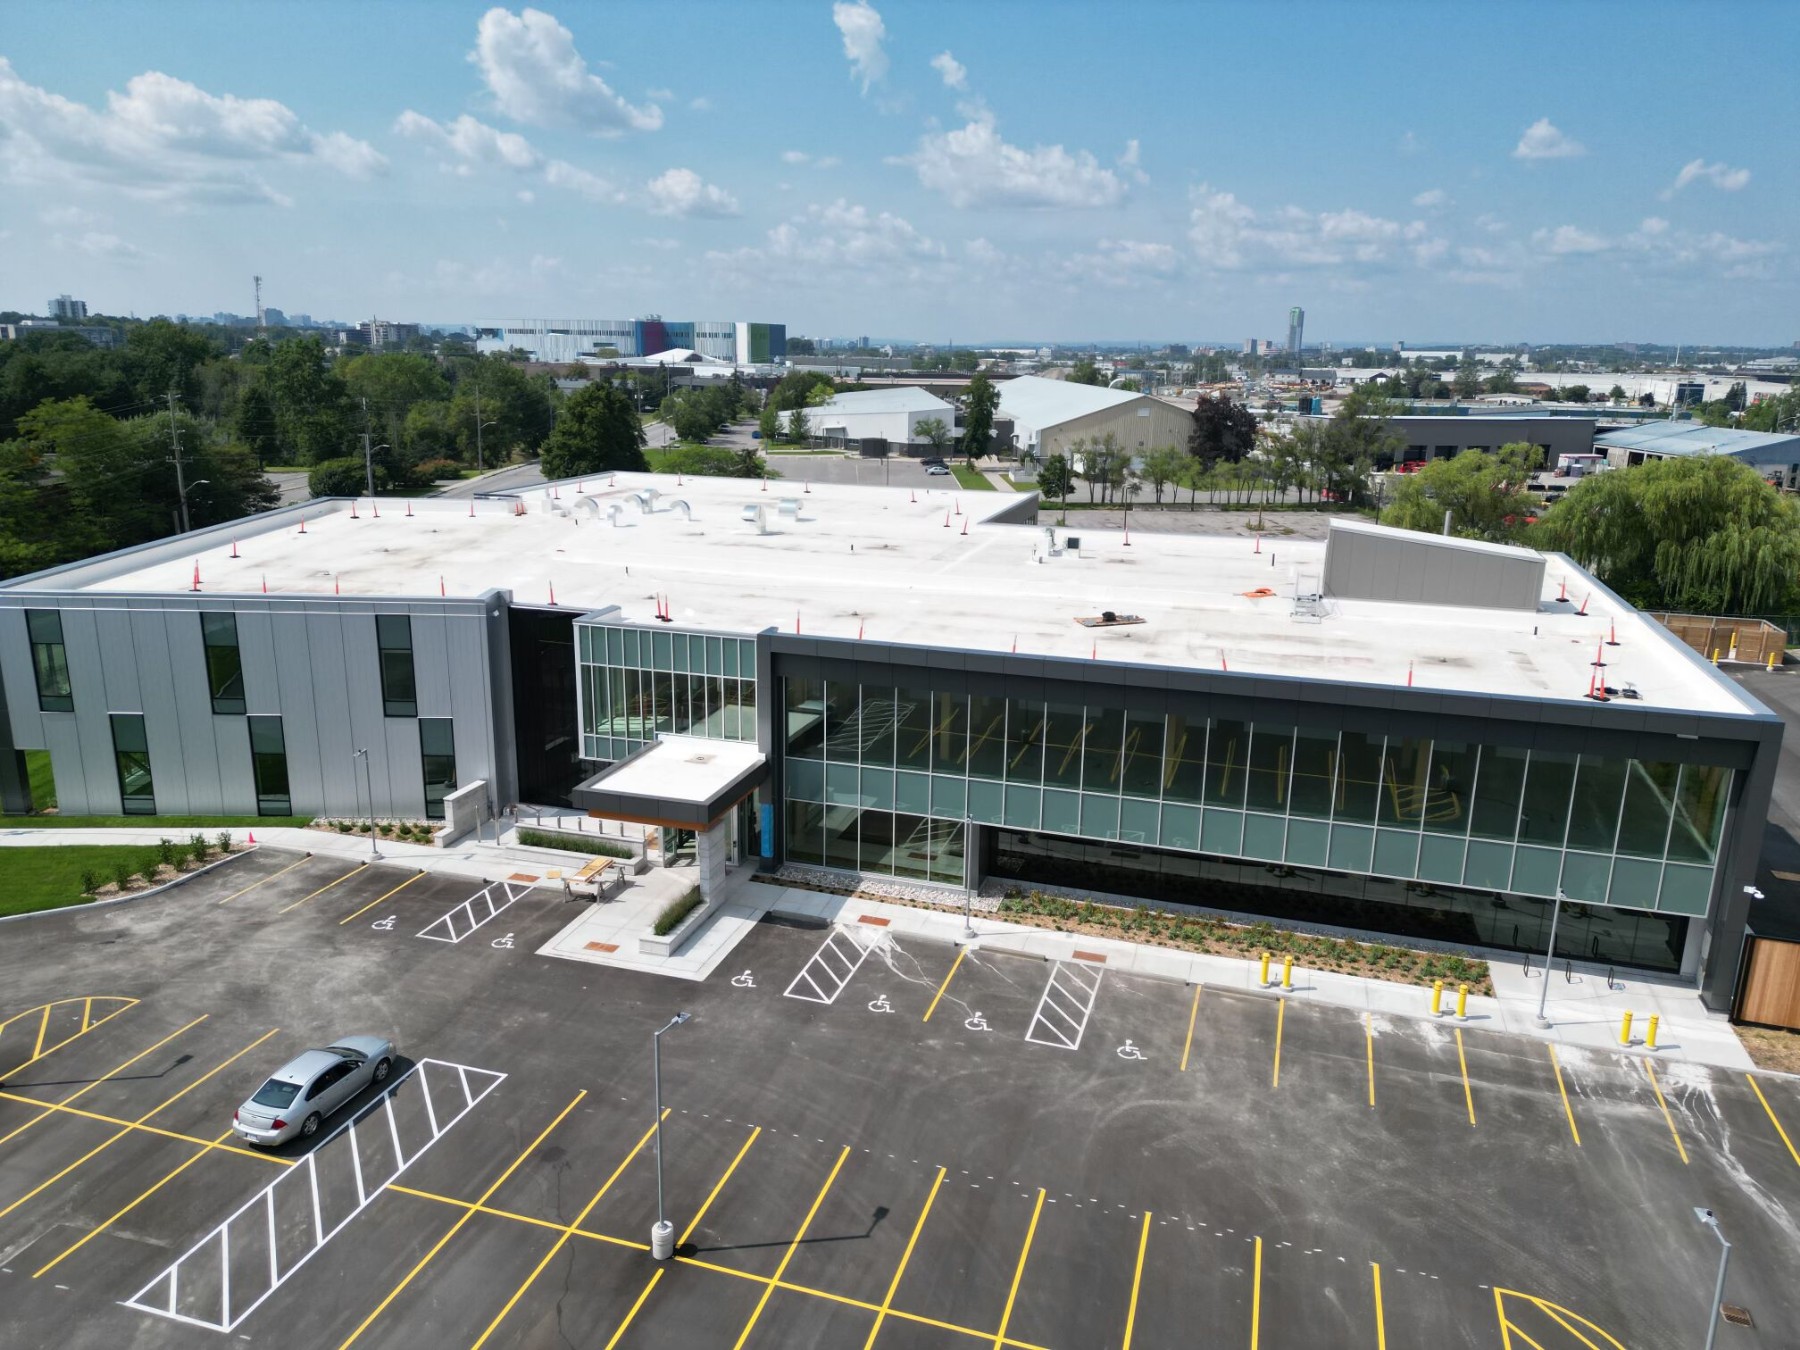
[0,845,264,927]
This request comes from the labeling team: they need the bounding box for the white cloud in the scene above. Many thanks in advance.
[781,149,811,164]
[1187,185,1420,270]
[516,189,535,203]
[40,205,101,228]
[0,56,384,206]
[646,87,674,102]
[1118,138,1149,185]
[644,167,739,218]
[397,109,620,202]
[708,198,945,284]
[1532,224,1610,255]
[689,96,711,112]
[1412,188,1448,208]
[55,229,146,261]
[542,158,617,200]
[833,2,888,93]
[1062,238,1179,287]
[1512,118,1584,160]
[1663,158,1750,198]
[471,7,662,134]
[930,51,967,90]
[894,110,1126,209]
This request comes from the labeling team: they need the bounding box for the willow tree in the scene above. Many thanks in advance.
[1531,455,1800,615]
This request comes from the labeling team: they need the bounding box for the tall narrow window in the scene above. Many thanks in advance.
[110,714,155,815]
[248,715,291,816]
[201,612,246,714]
[420,718,456,820]
[376,615,417,717]
[26,610,73,712]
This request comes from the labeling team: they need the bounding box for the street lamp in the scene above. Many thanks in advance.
[1534,888,1566,1029]
[961,816,977,941]
[650,1011,691,1259]
[352,747,378,859]
[475,419,497,474]
[1693,1207,1731,1350]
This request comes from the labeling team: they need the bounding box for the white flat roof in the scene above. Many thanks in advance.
[997,374,1148,429]
[28,473,1754,716]
[594,735,764,805]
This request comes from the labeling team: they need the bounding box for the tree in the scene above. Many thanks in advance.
[785,407,810,444]
[1037,453,1072,517]
[1451,358,1482,399]
[1380,444,1545,543]
[1532,456,1800,614]
[1560,384,1590,404]
[265,335,353,465]
[1311,386,1402,504]
[959,372,999,462]
[1725,381,1748,412]
[1139,446,1186,504]
[768,369,835,411]
[308,456,388,497]
[233,379,279,468]
[914,417,951,455]
[1608,384,1628,404]
[1187,394,1257,468]
[447,354,555,462]
[757,403,781,443]
[123,319,219,409]
[1073,433,1126,503]
[539,382,647,478]
[1068,358,1106,386]
[649,444,756,477]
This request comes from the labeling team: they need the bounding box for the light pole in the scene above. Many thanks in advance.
[475,419,496,474]
[650,1011,691,1259]
[961,816,977,940]
[1534,888,1565,1029]
[1694,1207,1730,1350]
[352,748,378,859]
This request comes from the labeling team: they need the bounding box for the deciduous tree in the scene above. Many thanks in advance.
[539,382,648,478]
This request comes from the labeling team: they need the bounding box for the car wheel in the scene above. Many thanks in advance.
[372,1057,392,1085]
[300,1112,322,1140]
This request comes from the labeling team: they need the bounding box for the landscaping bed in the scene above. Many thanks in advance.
[1738,1024,1800,1075]
[310,818,439,846]
[1,834,243,918]
[515,828,635,859]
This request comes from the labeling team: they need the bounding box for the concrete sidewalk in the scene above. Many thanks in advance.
[1,824,1758,1070]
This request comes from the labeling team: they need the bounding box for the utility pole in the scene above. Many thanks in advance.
[361,397,375,498]
[166,390,192,533]
[474,384,484,474]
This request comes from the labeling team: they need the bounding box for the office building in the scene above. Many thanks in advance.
[476,319,785,366]
[1287,307,1304,360]
[0,476,1778,1012]
[49,295,89,321]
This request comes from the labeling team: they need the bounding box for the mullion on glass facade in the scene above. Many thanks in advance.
[110,713,154,815]
[27,610,73,712]
[200,612,247,714]
[575,622,757,760]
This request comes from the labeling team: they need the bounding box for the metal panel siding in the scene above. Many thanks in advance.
[163,607,227,812]
[384,716,427,817]
[0,607,44,750]
[409,613,454,716]
[449,612,497,792]
[336,614,392,813]
[215,714,257,813]
[44,716,95,812]
[1324,527,1544,611]
[59,607,123,808]
[129,608,193,812]
[235,608,282,716]
[306,611,361,816]
[272,611,325,813]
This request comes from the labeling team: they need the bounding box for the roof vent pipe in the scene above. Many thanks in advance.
[667,499,693,521]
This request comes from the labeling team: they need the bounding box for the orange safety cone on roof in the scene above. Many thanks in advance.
[961,517,968,536]
[191,561,201,591]
[230,539,239,558]
[350,501,359,519]
[548,582,557,606]
[439,576,446,596]
[469,500,476,517]
[261,574,267,593]
[246,830,256,845]
[405,501,414,517]
[1577,593,1590,615]
[298,515,307,534]
[334,574,341,594]
[1607,620,1620,646]
[372,500,380,517]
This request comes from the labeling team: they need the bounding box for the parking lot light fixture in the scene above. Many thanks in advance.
[1694,1207,1730,1350]
[352,748,378,860]
[651,1011,691,1260]
[1534,889,1565,1029]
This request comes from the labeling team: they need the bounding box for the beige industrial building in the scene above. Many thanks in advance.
[997,376,1194,458]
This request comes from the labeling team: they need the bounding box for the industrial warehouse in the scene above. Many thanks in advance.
[0,475,1779,1011]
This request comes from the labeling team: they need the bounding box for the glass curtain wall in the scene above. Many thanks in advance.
[576,623,756,761]
[777,675,1730,917]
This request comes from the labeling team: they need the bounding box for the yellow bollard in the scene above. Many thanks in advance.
[1711,648,1720,665]
[1646,1014,1660,1050]
[1619,1009,1634,1046]
[1281,953,1294,989]
[1769,652,1779,672]
[1456,983,1469,1020]
[1260,951,1271,987]
[1431,979,1444,1016]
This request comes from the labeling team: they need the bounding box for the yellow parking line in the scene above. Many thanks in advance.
[1121,1210,1151,1349]
[34,1127,237,1277]
[864,1165,946,1349]
[339,870,426,925]
[1547,1045,1581,1146]
[31,1004,51,1060]
[1251,1235,1263,1349]
[0,1014,207,1150]
[1,996,139,1080]
[389,1184,647,1247]
[277,862,370,913]
[0,1089,288,1163]
[731,1145,851,1350]
[470,1110,671,1350]
[602,1269,665,1350]
[1371,1262,1386,1349]
[217,852,314,905]
[1271,999,1286,1089]
[1180,986,1202,1072]
[335,1090,588,1350]
[992,1187,1045,1350]
[923,947,968,1023]
[1454,1028,1476,1126]
[0,1028,279,1222]
[1746,1074,1800,1169]
[1360,1015,1375,1108]
[1642,1061,1688,1165]
[681,1125,761,1246]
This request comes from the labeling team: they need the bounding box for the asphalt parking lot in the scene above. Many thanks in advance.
[1,847,1796,1348]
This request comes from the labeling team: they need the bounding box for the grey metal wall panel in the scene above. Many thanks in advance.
[44,717,95,812]
[272,610,325,813]
[449,613,497,794]
[216,715,256,814]
[59,607,123,809]
[129,607,195,813]
[164,607,227,812]
[384,716,427,818]
[410,612,454,716]
[0,608,43,751]
[317,612,369,816]
[1323,525,1545,611]
[236,606,283,716]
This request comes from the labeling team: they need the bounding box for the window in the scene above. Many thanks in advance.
[376,615,417,717]
[201,612,246,714]
[248,716,291,816]
[110,713,155,815]
[420,718,456,820]
[27,610,72,712]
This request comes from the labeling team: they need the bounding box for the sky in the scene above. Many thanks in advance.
[1,0,1795,346]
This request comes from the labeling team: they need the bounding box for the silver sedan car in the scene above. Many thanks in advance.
[232,1035,397,1147]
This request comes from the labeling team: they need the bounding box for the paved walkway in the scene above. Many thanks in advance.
[1,824,1757,1070]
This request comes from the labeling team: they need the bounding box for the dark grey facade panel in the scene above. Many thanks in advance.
[1322,525,1546,611]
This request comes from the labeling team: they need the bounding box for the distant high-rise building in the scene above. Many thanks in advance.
[49,294,88,321]
[1287,306,1304,359]
[263,307,288,326]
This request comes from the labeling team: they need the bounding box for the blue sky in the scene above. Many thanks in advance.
[2,1,1794,344]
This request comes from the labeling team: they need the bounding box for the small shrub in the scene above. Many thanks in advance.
[652,886,704,936]
[217,831,233,853]
[517,828,633,859]
[335,820,352,833]
[156,837,177,868]
[80,869,101,895]
[113,860,138,891]
[189,833,209,863]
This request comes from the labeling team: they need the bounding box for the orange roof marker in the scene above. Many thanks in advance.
[191,561,201,592]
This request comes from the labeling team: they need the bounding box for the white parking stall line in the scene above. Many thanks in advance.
[1025,960,1104,1051]
[416,879,535,943]
[121,1058,505,1335]
[784,927,876,1005]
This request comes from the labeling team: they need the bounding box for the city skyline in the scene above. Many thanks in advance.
[1,1,1794,343]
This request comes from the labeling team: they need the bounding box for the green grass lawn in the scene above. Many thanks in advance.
[0,845,165,917]
[950,463,996,491]
[0,814,312,830]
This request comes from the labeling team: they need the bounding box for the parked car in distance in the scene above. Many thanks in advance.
[926,464,951,476]
[233,1035,397,1146]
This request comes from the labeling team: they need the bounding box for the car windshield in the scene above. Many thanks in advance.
[251,1079,301,1108]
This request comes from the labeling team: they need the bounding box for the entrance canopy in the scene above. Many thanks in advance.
[571,735,766,829]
